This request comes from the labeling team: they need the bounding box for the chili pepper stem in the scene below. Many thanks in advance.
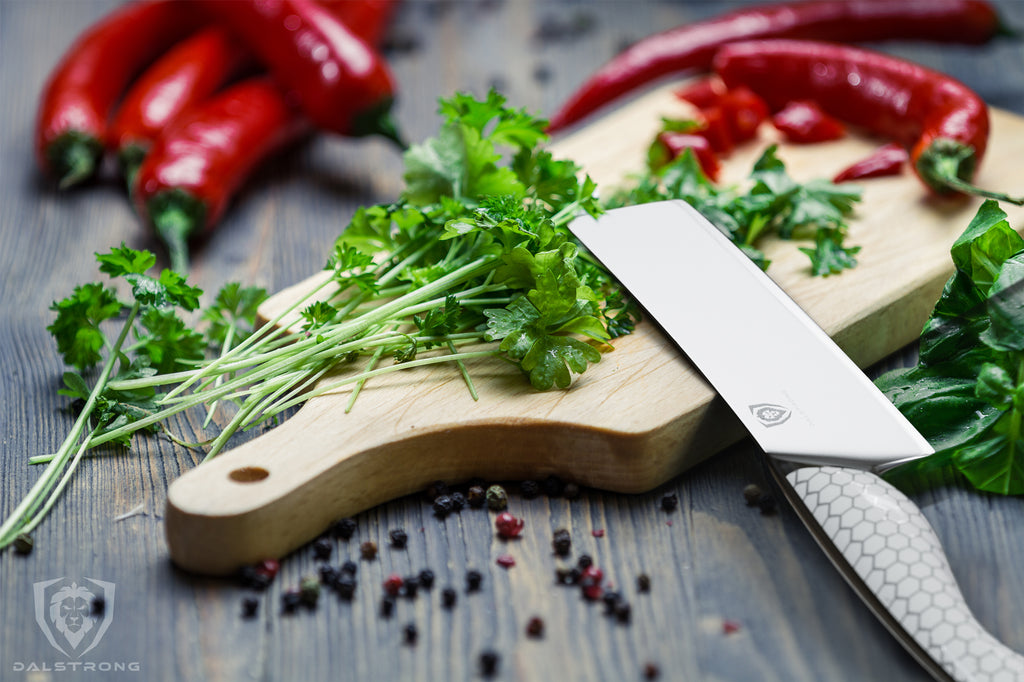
[918,139,1024,206]
[146,188,208,273]
[118,144,148,191]
[352,99,407,149]
[48,131,103,189]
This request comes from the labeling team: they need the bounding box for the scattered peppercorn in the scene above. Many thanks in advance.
[723,619,741,635]
[300,575,321,607]
[496,554,516,569]
[360,541,378,560]
[643,662,661,680]
[319,564,340,588]
[466,486,486,508]
[466,569,483,592]
[389,528,408,549]
[562,482,581,499]
[241,596,259,619]
[494,511,525,539]
[520,479,540,499]
[450,491,467,511]
[384,573,404,597]
[312,536,333,561]
[336,572,357,600]
[402,575,420,599]
[425,480,450,501]
[580,565,603,601]
[256,558,280,580]
[91,596,106,617]
[13,533,33,555]
[403,622,418,646]
[552,528,572,557]
[541,475,564,497]
[525,616,545,638]
[591,528,605,538]
[578,554,593,570]
[330,517,357,540]
[479,650,500,677]
[743,483,764,506]
[757,494,778,515]
[418,569,435,590]
[556,566,582,585]
[341,560,358,576]
[660,493,679,512]
[602,590,622,614]
[614,600,632,624]
[380,595,395,618]
[432,494,455,518]
[637,574,651,593]
[485,485,508,511]
[441,587,457,609]
[281,589,302,614]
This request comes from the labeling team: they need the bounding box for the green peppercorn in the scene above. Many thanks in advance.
[300,575,321,607]
[485,485,507,511]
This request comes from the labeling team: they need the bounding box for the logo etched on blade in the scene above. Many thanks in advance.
[750,403,791,428]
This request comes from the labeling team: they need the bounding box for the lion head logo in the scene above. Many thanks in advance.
[33,577,115,657]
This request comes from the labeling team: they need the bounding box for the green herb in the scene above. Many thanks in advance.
[610,143,862,276]
[0,90,628,552]
[877,200,1024,495]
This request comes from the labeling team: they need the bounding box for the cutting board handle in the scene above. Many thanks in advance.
[781,465,1024,682]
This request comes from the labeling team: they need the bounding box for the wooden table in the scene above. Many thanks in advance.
[2,2,1022,680]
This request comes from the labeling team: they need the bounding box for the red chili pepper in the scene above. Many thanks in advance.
[108,28,251,187]
[34,0,201,188]
[833,142,909,183]
[771,100,846,144]
[718,87,768,145]
[695,107,734,155]
[324,0,400,49]
[132,78,310,272]
[199,0,401,142]
[714,39,1023,204]
[648,132,720,181]
[546,0,1007,132]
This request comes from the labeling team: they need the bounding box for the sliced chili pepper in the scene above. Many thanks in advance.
[719,87,768,145]
[694,107,733,155]
[674,78,725,109]
[714,39,1023,204]
[833,142,909,183]
[35,0,201,188]
[108,28,251,188]
[132,78,310,272]
[771,100,846,144]
[648,132,720,181]
[546,0,1008,132]
[199,0,401,143]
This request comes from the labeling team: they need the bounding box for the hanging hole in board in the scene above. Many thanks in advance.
[229,466,269,483]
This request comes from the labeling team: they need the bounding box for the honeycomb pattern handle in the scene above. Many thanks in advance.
[785,466,1024,682]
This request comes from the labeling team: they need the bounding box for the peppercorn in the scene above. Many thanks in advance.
[360,541,378,560]
[402,575,420,599]
[340,560,358,575]
[757,494,778,515]
[330,517,357,540]
[743,483,764,506]
[496,554,516,569]
[562,482,581,499]
[441,587,457,609]
[591,528,605,538]
[281,589,302,614]
[432,494,454,518]
[643,662,661,680]
[660,492,679,512]
[450,491,467,511]
[256,558,280,580]
[637,574,651,593]
[418,569,435,590]
[319,564,340,588]
[13,533,33,555]
[580,565,603,601]
[313,536,333,561]
[245,571,271,591]
[494,511,525,539]
[91,596,106,617]
[384,574,404,597]
[403,622,418,646]
[389,528,408,549]
[485,485,508,511]
[520,479,540,499]
[577,554,593,570]
[602,590,622,614]
[466,569,483,592]
[479,650,500,677]
[556,566,582,585]
[300,575,321,607]
[380,595,395,618]
[525,616,544,638]
[552,528,571,557]
[466,486,486,508]
[336,573,357,600]
[241,596,259,619]
[614,601,632,623]
[540,475,564,497]
[424,480,449,501]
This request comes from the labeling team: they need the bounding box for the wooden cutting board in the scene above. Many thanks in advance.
[166,83,1024,575]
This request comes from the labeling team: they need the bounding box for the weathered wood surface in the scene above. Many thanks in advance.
[2,2,1022,681]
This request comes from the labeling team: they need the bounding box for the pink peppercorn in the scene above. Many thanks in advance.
[496,554,516,569]
[494,512,524,539]
[383,574,404,597]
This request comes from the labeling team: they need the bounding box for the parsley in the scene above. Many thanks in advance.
[877,201,1024,495]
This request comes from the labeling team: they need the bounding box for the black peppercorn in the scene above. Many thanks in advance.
[520,480,540,499]
[441,587,457,609]
[389,528,408,549]
[637,573,651,593]
[418,569,435,590]
[540,475,564,497]
[614,600,632,624]
[757,494,778,515]
[313,536,333,561]
[380,595,395,618]
[577,554,593,570]
[660,492,679,512]
[403,622,418,646]
[643,662,661,680]
[341,560,358,575]
[91,596,106,617]
[743,483,764,506]
[479,650,500,677]
[360,541,378,560]
[552,528,571,557]
[331,517,357,540]
[525,616,544,638]
[319,565,340,587]
[556,566,582,586]
[402,575,419,599]
[450,491,466,511]
[562,482,581,499]
[466,486,486,508]
[466,569,483,592]
[424,480,450,501]
[281,590,302,614]
[433,494,454,518]
[13,533,33,555]
[241,597,259,619]
[336,573,356,600]
[602,590,622,614]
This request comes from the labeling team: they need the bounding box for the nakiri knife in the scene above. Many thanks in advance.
[568,200,1024,682]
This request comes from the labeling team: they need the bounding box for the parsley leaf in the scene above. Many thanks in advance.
[48,282,123,371]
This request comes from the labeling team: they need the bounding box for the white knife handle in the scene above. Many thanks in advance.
[783,466,1024,682]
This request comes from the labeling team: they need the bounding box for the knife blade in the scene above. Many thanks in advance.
[568,199,1024,682]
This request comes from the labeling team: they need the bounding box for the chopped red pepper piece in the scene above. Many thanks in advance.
[833,142,909,183]
[719,86,768,145]
[649,132,720,181]
[771,100,846,144]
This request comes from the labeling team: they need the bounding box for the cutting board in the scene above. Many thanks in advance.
[166,83,1024,575]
